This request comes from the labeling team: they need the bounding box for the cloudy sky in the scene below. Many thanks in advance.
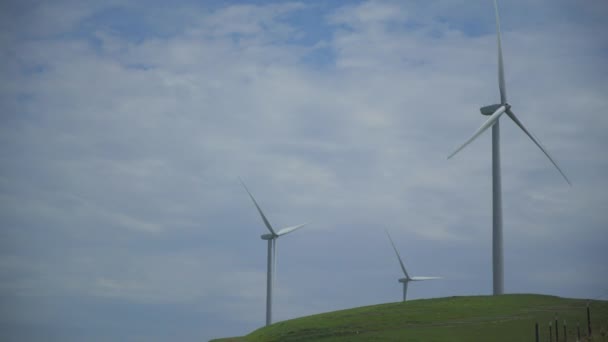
[1,0,607,341]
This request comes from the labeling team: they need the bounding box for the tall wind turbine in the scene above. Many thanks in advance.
[448,0,570,295]
[240,178,307,326]
[385,230,441,301]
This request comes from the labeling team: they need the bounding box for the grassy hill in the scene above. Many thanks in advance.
[210,294,608,341]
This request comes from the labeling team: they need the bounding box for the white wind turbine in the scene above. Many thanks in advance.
[448,0,570,295]
[385,230,441,302]
[240,178,307,326]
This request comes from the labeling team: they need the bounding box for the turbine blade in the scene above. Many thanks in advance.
[385,229,410,279]
[276,223,308,237]
[239,178,277,235]
[494,0,507,103]
[411,276,443,281]
[505,110,571,185]
[448,105,506,159]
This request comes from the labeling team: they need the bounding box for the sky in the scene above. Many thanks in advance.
[1,0,607,341]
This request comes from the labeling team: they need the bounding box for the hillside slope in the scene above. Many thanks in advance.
[211,294,608,341]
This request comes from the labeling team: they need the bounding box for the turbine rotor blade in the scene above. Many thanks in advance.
[385,229,410,279]
[448,105,506,159]
[239,178,277,235]
[411,276,443,281]
[494,0,507,103]
[505,109,571,185]
[276,223,308,237]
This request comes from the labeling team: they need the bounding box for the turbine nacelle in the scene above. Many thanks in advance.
[261,233,275,240]
[398,278,409,283]
[480,103,510,116]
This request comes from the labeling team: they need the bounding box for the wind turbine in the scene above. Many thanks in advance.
[385,230,441,302]
[239,178,307,326]
[448,0,570,295]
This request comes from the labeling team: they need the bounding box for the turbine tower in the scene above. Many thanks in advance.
[240,178,307,326]
[448,0,570,295]
[385,230,441,301]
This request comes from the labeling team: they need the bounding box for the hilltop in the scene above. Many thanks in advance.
[210,294,608,341]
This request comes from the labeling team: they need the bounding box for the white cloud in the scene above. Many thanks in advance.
[1,0,607,340]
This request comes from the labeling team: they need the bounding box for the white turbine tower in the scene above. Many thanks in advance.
[385,230,441,302]
[448,0,570,295]
[240,179,307,326]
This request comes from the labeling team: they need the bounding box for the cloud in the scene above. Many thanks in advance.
[0,0,607,341]
[200,2,307,38]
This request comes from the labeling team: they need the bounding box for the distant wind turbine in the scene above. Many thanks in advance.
[448,0,570,295]
[385,230,441,302]
[240,178,307,326]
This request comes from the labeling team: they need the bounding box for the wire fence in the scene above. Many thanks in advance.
[534,302,607,342]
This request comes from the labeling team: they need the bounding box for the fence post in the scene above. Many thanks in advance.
[587,303,592,336]
[563,320,567,342]
[535,322,539,342]
[555,316,559,342]
[577,322,580,341]
[550,322,553,342]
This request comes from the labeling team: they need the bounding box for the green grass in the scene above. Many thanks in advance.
[210,294,608,342]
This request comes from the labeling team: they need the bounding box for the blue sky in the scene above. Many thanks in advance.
[1,0,607,341]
